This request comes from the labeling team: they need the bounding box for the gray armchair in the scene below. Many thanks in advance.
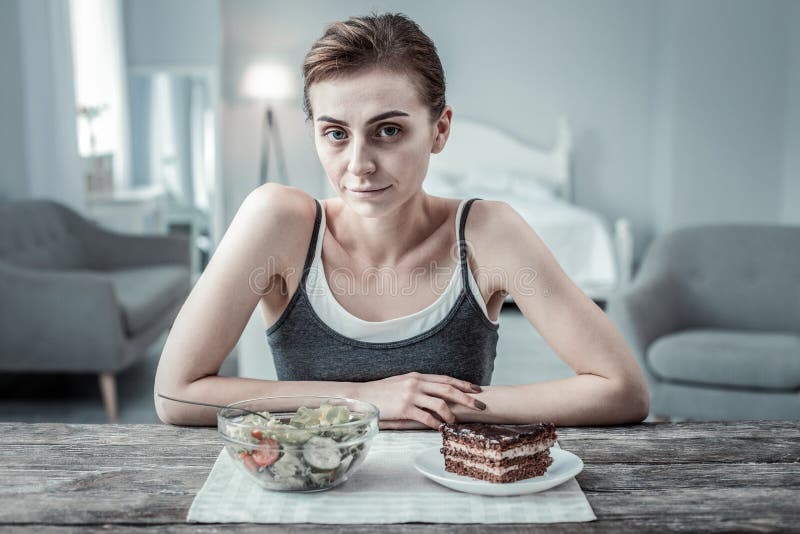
[606,224,800,421]
[0,200,191,421]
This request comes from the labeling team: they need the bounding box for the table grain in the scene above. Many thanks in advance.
[0,421,798,532]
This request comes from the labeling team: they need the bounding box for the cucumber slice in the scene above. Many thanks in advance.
[302,436,341,470]
[284,427,312,445]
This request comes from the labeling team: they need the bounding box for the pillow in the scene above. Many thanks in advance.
[464,168,557,201]
[424,168,559,202]
[461,168,514,193]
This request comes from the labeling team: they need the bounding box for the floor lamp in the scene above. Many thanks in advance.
[240,62,294,186]
[259,105,288,185]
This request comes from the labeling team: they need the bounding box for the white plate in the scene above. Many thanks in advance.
[413,446,584,497]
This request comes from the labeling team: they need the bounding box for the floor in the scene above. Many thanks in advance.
[0,303,656,424]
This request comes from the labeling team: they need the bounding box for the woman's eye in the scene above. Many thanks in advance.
[324,130,347,141]
[378,126,400,137]
[323,126,400,143]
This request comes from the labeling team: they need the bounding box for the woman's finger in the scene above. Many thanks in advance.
[415,373,482,393]
[421,381,486,411]
[408,406,446,430]
[414,395,455,425]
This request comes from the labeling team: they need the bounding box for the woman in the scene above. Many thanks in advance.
[154,12,649,429]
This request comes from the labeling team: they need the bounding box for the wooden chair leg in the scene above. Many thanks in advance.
[99,373,118,423]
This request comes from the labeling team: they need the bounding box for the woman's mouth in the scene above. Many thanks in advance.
[348,185,392,198]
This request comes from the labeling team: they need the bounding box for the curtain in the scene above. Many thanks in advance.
[69,0,130,189]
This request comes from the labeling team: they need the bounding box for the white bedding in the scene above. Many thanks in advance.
[424,171,618,300]
[501,196,617,299]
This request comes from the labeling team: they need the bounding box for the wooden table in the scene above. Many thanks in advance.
[1,421,798,532]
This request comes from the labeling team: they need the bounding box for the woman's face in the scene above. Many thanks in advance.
[308,67,450,217]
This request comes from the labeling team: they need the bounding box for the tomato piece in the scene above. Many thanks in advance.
[251,429,264,440]
[239,451,260,472]
[251,437,280,467]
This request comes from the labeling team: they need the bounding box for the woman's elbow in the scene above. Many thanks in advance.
[628,389,651,423]
[154,352,194,425]
[153,373,193,425]
[610,376,651,424]
[627,380,650,423]
[154,392,183,425]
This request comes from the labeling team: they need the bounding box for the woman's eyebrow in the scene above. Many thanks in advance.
[316,110,410,127]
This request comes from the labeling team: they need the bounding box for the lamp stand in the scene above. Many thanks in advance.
[259,104,288,185]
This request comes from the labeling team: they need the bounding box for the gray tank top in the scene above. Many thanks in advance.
[266,197,499,385]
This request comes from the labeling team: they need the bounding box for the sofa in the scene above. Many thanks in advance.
[0,200,191,421]
[606,224,800,421]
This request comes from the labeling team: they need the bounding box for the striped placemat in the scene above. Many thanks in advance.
[188,430,596,524]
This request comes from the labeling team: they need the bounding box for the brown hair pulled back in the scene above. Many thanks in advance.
[302,12,446,124]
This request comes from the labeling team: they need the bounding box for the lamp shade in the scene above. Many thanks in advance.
[240,62,295,101]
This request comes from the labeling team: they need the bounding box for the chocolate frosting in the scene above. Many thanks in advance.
[438,422,557,447]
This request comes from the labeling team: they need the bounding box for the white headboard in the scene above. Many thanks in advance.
[428,116,574,201]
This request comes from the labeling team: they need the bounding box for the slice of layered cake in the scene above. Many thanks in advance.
[438,422,558,483]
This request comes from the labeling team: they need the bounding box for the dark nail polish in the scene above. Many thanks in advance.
[475,400,487,410]
[471,384,483,392]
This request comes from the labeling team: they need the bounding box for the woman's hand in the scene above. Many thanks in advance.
[354,372,487,430]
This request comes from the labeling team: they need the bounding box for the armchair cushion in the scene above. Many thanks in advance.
[648,328,800,391]
[107,265,191,336]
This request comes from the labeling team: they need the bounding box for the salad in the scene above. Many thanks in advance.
[220,400,374,491]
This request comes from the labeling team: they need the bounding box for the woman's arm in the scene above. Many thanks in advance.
[451,200,650,426]
[154,184,361,425]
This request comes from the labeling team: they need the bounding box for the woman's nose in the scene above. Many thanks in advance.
[346,137,376,176]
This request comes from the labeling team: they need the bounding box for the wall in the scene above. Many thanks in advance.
[128,75,152,187]
[781,0,800,224]
[651,0,790,231]
[124,0,220,68]
[0,0,28,202]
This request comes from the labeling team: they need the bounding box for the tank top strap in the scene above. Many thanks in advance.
[458,198,481,290]
[300,198,322,285]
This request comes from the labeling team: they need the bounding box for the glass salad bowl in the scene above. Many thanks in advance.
[217,395,379,492]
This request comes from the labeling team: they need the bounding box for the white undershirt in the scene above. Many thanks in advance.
[304,198,499,343]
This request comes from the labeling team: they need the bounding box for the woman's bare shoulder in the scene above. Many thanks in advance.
[240,183,317,223]
[466,197,575,297]
[232,183,319,275]
[462,198,536,292]
[465,197,552,262]
[463,198,511,243]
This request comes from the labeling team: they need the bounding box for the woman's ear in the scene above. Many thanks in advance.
[431,105,453,154]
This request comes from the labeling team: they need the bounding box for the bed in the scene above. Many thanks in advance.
[424,116,633,304]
